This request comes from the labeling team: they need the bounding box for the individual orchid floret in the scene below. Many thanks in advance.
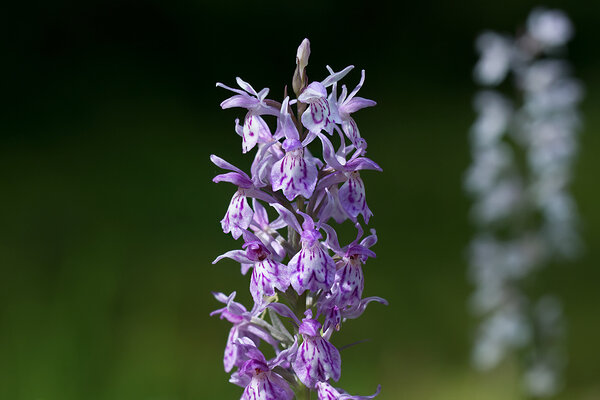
[251,140,284,188]
[271,97,319,201]
[292,310,341,389]
[331,68,376,150]
[213,231,290,304]
[320,295,388,333]
[221,191,254,240]
[249,198,287,259]
[287,211,336,294]
[216,78,279,153]
[526,8,573,49]
[210,292,279,372]
[231,337,298,400]
[298,65,354,135]
[340,296,389,320]
[322,224,377,308]
[317,186,350,224]
[317,382,381,400]
[474,32,513,86]
[211,154,275,239]
[470,91,513,149]
[339,172,372,223]
[317,134,382,223]
[235,115,273,154]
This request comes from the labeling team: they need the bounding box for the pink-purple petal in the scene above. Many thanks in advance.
[212,249,253,265]
[292,336,341,389]
[290,245,336,294]
[338,173,370,222]
[341,97,377,114]
[243,114,271,153]
[241,372,294,400]
[221,191,254,239]
[271,149,318,201]
[249,259,290,304]
[213,172,253,188]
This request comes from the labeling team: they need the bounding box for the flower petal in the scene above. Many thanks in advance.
[302,98,340,134]
[341,97,377,115]
[299,82,327,102]
[212,249,253,265]
[292,336,341,389]
[243,114,271,153]
[338,173,371,223]
[249,259,290,304]
[321,65,354,88]
[241,372,294,400]
[213,172,253,188]
[271,149,318,201]
[221,191,254,239]
[210,154,248,176]
[290,245,336,294]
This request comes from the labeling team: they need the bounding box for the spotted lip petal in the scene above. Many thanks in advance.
[241,372,294,400]
[333,258,365,307]
[290,243,336,294]
[271,149,318,201]
[338,173,372,223]
[301,95,340,135]
[234,338,295,400]
[250,258,290,304]
[242,114,271,153]
[221,191,254,240]
[292,328,341,389]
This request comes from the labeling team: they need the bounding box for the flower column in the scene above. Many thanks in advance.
[211,39,387,399]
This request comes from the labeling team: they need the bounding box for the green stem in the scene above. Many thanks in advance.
[302,385,311,400]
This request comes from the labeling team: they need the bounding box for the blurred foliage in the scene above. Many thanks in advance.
[1,0,599,399]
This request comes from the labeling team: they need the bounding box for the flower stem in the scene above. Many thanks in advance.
[303,386,311,400]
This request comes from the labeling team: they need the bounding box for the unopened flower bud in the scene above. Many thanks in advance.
[293,38,311,97]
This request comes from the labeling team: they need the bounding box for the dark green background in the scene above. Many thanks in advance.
[2,1,599,399]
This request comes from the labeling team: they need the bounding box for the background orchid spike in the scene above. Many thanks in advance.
[467,8,582,398]
[211,38,386,399]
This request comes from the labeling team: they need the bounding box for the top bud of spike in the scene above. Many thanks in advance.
[293,38,311,97]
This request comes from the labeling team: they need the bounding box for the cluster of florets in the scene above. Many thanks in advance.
[210,39,385,399]
[467,8,582,397]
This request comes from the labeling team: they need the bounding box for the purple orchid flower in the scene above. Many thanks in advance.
[270,97,319,201]
[216,78,279,153]
[251,140,284,189]
[210,292,279,372]
[317,382,381,400]
[298,66,354,135]
[277,208,336,294]
[230,337,298,400]
[320,296,389,334]
[327,68,376,150]
[249,198,287,259]
[316,134,382,223]
[317,186,350,224]
[292,310,342,389]
[321,224,378,308]
[213,231,290,304]
[211,154,275,239]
